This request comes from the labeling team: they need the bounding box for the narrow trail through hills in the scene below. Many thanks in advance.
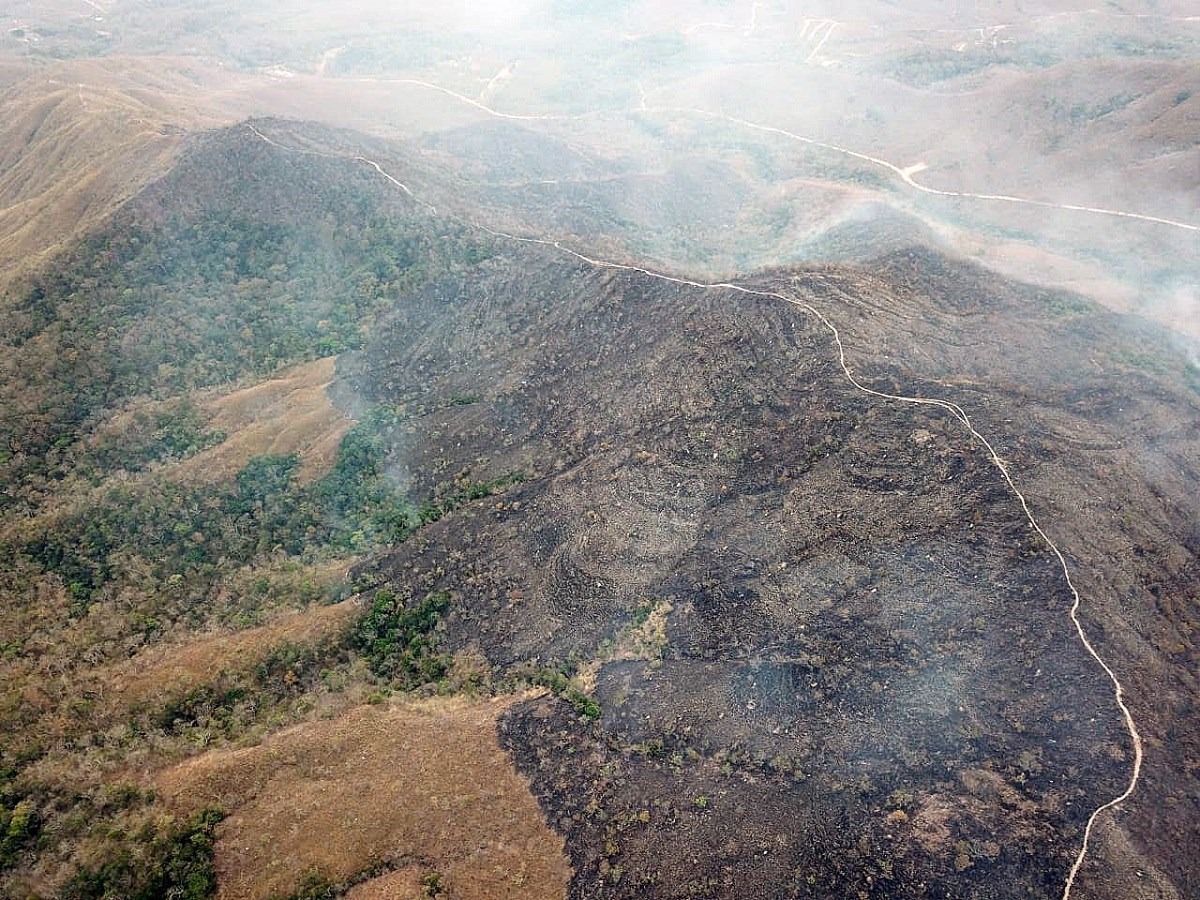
[682,107,1199,233]
[353,77,1198,233]
[245,93,1147,896]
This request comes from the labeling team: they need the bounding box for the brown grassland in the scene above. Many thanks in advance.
[154,695,570,900]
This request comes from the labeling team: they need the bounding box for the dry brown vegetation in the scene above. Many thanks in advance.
[185,356,354,484]
[0,58,241,288]
[155,695,570,900]
[101,592,358,717]
[0,577,358,768]
[0,356,351,552]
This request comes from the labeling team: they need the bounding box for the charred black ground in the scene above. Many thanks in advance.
[336,245,1191,898]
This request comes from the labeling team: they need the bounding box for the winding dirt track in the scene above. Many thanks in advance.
[353,77,1198,233]
[683,108,1198,233]
[244,80,1153,894]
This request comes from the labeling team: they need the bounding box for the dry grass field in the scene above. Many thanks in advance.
[187,356,354,484]
[101,592,359,717]
[155,695,570,900]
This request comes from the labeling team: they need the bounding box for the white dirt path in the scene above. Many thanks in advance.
[330,77,1196,233]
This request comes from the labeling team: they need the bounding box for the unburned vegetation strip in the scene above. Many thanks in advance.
[0,388,525,893]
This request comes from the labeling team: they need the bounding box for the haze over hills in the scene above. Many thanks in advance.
[0,3,1196,900]
[3,0,1197,316]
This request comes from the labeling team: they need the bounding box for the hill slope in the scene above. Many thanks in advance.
[0,115,1196,900]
